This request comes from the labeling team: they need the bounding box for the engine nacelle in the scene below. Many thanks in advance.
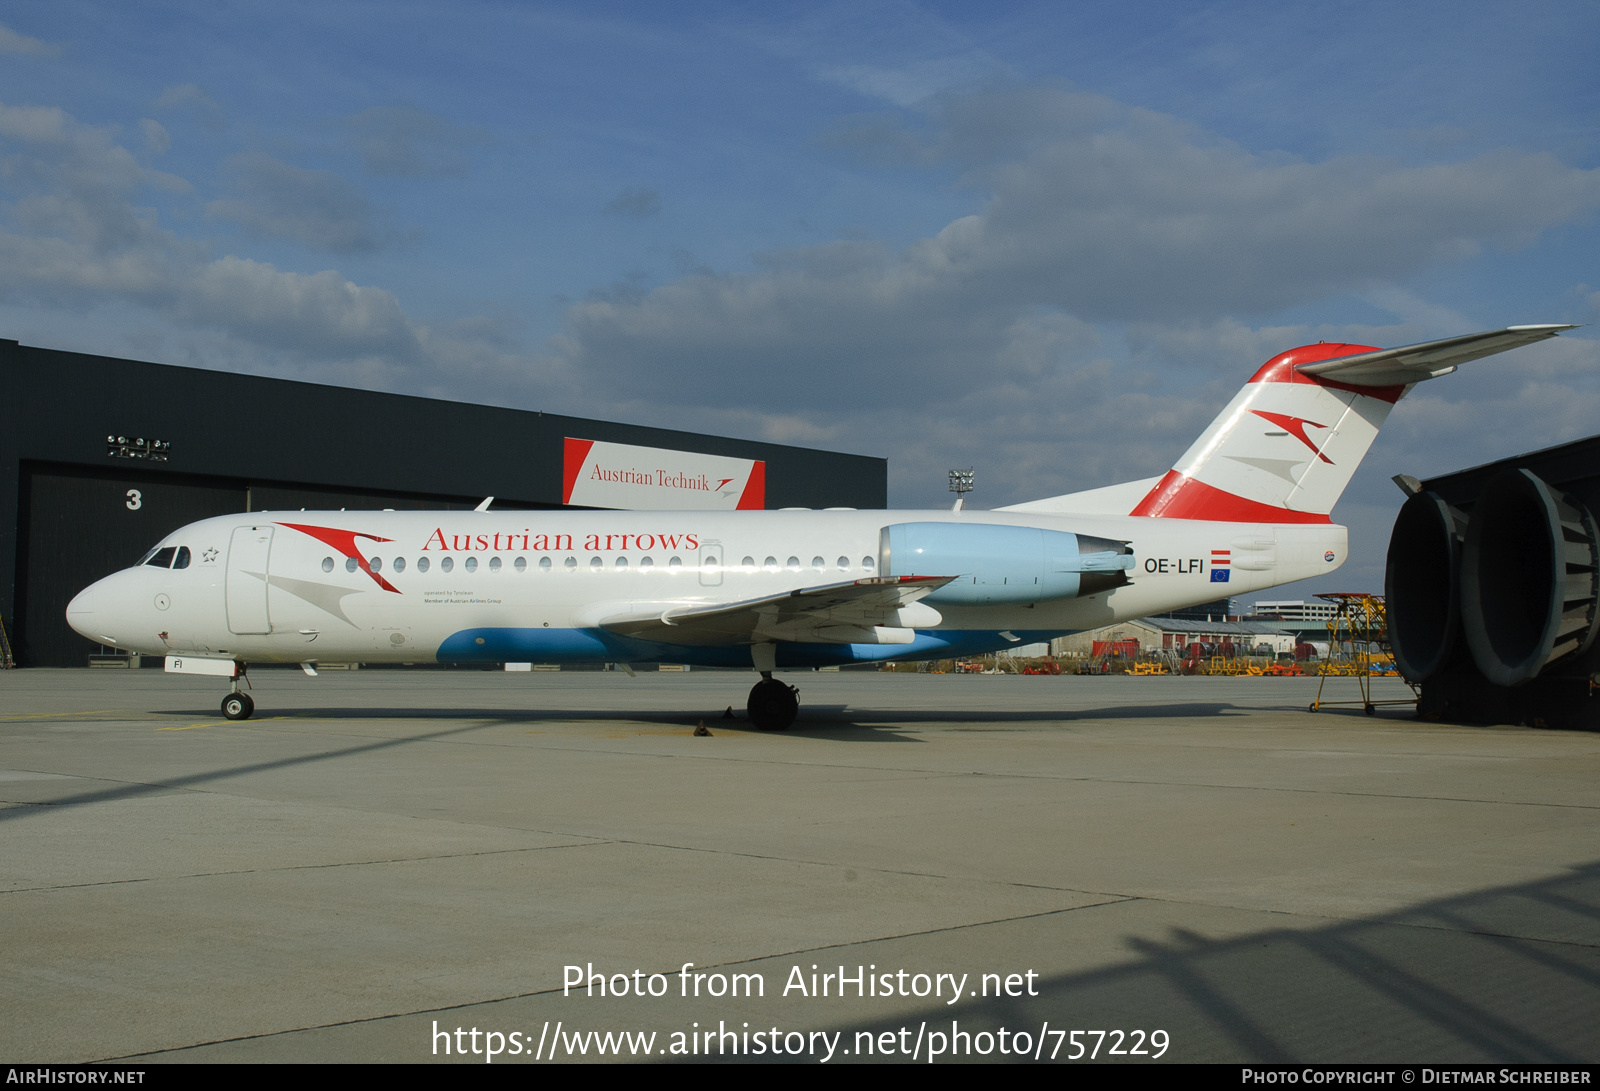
[1461,469,1600,686]
[1385,490,1466,682]
[880,522,1134,606]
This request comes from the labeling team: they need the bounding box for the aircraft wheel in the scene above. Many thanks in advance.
[747,678,799,730]
[222,693,254,721]
[1364,703,1376,716]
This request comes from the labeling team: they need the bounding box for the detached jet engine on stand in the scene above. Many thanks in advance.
[1387,435,1600,729]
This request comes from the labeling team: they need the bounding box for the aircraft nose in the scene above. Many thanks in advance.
[66,574,132,647]
[66,585,97,637]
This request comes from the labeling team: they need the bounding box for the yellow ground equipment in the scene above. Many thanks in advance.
[1309,593,1418,715]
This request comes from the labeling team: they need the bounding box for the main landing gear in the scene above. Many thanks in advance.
[747,673,799,731]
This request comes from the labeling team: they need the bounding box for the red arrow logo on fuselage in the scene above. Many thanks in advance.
[278,522,401,593]
[1251,410,1334,464]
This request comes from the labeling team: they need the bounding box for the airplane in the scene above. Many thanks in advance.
[65,325,1577,729]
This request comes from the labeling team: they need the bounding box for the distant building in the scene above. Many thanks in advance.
[1158,597,1237,622]
[1248,600,1340,623]
[1245,599,1345,640]
[1052,617,1296,658]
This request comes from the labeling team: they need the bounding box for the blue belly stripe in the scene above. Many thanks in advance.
[436,629,1068,667]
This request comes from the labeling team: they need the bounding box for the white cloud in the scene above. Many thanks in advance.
[553,83,1600,417]
[602,186,662,219]
[0,22,59,58]
[139,118,170,156]
[206,152,402,255]
[340,106,487,178]
[0,103,456,381]
[543,84,1600,507]
[817,57,999,106]
[153,84,226,130]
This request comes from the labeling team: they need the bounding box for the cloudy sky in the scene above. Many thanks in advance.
[2,1,1597,598]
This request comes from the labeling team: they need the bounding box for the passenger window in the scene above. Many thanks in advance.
[669,556,682,568]
[441,557,454,573]
[640,556,654,569]
[615,556,629,568]
[787,556,800,571]
[764,557,778,571]
[489,556,502,572]
[741,556,755,568]
[862,556,875,572]
[589,556,603,570]
[322,557,335,573]
[812,556,825,571]
[146,547,177,568]
[394,557,406,573]
[837,556,849,571]
[515,556,528,573]
[345,557,358,573]
[417,556,431,573]
[369,556,382,572]
[564,556,577,569]
[173,547,191,570]
[465,557,478,573]
[539,556,553,570]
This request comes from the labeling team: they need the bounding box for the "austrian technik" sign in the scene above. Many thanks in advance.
[562,438,766,510]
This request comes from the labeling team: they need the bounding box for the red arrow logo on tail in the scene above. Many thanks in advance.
[1251,410,1334,464]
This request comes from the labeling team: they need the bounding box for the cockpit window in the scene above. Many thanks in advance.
[172,547,191,570]
[144,547,177,568]
[137,546,160,566]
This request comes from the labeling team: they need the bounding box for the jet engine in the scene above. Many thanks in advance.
[1384,490,1466,682]
[1459,469,1600,686]
[880,522,1134,606]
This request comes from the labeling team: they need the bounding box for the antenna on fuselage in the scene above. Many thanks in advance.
[948,468,974,512]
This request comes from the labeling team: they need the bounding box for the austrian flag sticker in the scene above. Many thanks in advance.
[1210,549,1231,583]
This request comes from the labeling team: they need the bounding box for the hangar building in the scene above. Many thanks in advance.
[0,339,887,667]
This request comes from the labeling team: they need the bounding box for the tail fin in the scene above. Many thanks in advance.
[1130,326,1577,523]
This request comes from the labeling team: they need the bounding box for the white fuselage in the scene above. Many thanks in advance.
[67,507,1346,669]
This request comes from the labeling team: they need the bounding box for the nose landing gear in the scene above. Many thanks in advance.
[221,662,253,720]
[747,672,799,730]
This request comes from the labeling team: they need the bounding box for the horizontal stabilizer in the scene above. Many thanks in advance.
[600,575,954,646]
[996,476,1164,515]
[1296,325,1578,387]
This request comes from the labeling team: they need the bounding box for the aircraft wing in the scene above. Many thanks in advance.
[1296,324,1578,386]
[598,575,954,646]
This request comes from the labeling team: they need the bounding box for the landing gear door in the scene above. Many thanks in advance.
[699,539,723,587]
[227,525,274,635]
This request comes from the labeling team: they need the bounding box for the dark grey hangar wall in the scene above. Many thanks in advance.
[0,339,887,667]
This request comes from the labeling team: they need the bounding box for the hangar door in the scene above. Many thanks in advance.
[17,464,246,666]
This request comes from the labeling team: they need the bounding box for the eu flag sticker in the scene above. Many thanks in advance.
[1211,569,1230,583]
